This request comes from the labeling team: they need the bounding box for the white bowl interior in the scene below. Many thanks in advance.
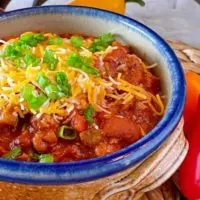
[0,12,171,107]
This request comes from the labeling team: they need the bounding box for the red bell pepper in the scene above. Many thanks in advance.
[184,71,200,135]
[179,95,200,200]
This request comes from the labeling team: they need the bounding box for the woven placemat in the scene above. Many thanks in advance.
[140,40,200,200]
[168,40,200,73]
[141,180,180,200]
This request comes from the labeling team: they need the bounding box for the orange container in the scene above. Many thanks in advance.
[69,0,126,14]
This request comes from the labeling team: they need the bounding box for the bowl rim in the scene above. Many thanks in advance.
[0,5,186,185]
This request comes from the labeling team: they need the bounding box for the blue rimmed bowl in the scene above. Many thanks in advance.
[0,6,187,200]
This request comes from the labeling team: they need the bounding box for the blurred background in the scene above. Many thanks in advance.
[1,0,200,47]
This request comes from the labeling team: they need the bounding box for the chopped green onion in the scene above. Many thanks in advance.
[67,53,100,76]
[70,36,83,48]
[67,53,82,68]
[84,104,95,124]
[58,125,77,140]
[21,84,47,110]
[43,49,58,70]
[57,85,72,97]
[44,84,60,100]
[55,72,72,97]
[81,65,100,76]
[30,152,53,163]
[1,33,44,65]
[89,33,114,52]
[28,93,47,110]
[48,37,63,45]
[2,42,30,61]
[58,87,72,97]
[39,154,54,163]
[2,147,22,160]
[55,71,68,85]
[16,58,25,68]
[21,84,35,100]
[24,53,40,67]
[2,43,21,60]
[20,33,45,47]
[37,72,50,89]
[37,72,72,100]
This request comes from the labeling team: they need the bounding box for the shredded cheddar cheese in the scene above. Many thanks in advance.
[0,32,165,119]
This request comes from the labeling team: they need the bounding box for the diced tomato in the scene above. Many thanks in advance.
[32,132,49,153]
[95,141,121,156]
[42,131,58,144]
[16,132,32,148]
[30,114,58,132]
[71,112,88,132]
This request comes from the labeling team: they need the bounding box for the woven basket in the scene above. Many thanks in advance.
[138,40,200,200]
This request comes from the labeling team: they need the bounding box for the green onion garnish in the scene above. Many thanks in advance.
[1,42,30,61]
[21,84,35,100]
[1,33,45,66]
[29,93,47,110]
[67,53,82,68]
[55,71,68,85]
[39,154,54,163]
[55,72,72,97]
[67,53,100,76]
[37,72,72,100]
[89,33,114,52]
[43,49,58,70]
[37,72,51,89]
[70,36,83,48]
[2,147,22,160]
[84,104,95,124]
[48,37,63,45]
[21,84,47,110]
[24,53,40,67]
[20,33,45,47]
[58,125,77,140]
[44,84,60,100]
[30,152,53,163]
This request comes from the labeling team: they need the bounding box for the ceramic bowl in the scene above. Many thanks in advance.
[0,6,187,199]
